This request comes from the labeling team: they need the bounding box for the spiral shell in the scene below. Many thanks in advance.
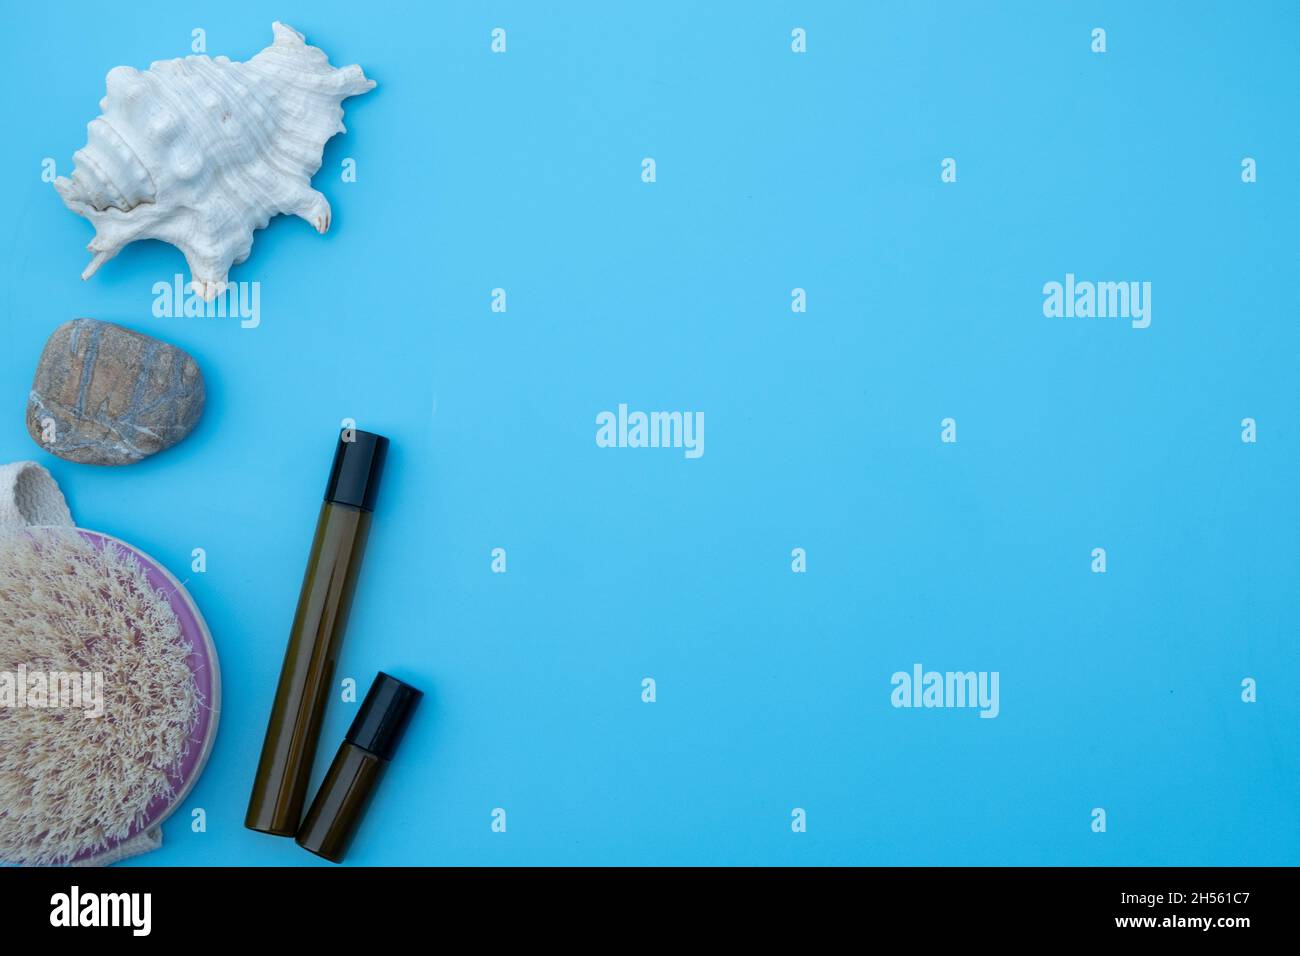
[55,22,375,299]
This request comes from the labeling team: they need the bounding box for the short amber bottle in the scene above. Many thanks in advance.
[296,672,422,863]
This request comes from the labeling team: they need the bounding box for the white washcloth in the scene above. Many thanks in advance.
[0,461,72,531]
[0,460,162,866]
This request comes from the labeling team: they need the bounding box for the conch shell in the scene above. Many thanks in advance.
[55,22,374,299]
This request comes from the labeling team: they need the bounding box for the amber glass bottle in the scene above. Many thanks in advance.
[245,429,389,836]
[296,672,422,862]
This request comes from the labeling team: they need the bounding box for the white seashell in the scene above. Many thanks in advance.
[55,22,375,300]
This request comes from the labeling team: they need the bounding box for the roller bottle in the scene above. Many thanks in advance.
[245,428,389,835]
[296,672,422,862]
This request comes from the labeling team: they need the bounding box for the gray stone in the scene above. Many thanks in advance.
[27,319,205,465]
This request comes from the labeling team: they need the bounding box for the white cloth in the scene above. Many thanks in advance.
[0,460,162,866]
[0,461,72,531]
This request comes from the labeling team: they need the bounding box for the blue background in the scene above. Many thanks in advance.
[1,1,1296,865]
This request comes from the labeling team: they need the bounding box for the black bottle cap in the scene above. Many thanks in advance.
[347,673,422,761]
[324,428,389,512]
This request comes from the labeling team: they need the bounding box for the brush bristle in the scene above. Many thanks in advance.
[0,528,200,865]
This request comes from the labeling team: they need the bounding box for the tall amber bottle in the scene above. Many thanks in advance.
[245,428,389,836]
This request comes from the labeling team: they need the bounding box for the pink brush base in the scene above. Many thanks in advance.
[70,530,220,864]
